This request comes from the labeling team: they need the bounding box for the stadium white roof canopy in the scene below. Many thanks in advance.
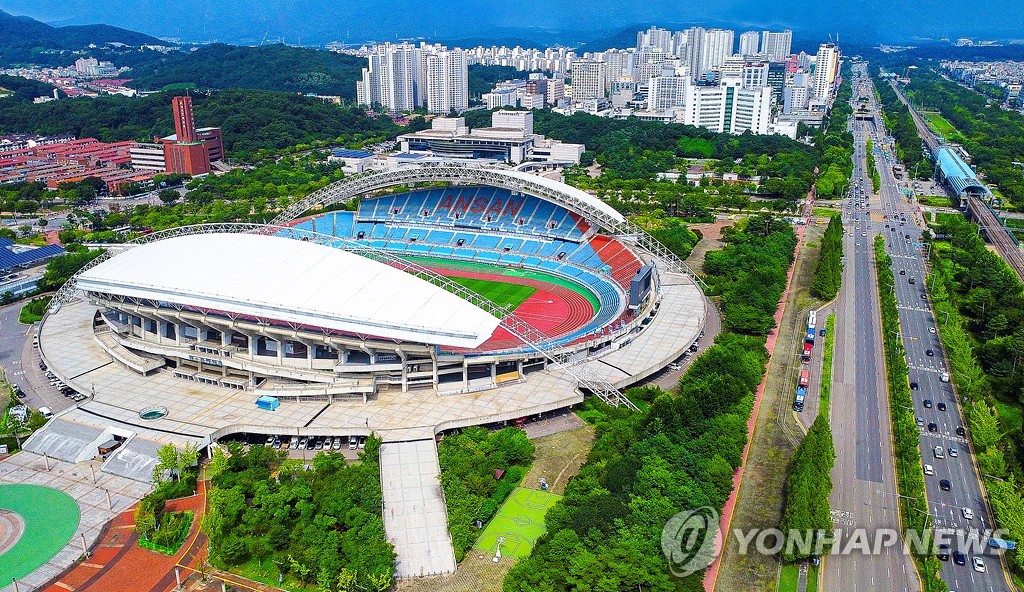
[76,233,501,348]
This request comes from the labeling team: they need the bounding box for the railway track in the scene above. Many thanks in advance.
[967,196,1024,281]
[886,78,1024,282]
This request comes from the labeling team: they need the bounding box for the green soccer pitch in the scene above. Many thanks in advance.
[474,487,561,560]
[449,276,537,312]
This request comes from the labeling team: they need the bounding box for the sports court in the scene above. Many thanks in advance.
[474,487,561,560]
[0,484,80,584]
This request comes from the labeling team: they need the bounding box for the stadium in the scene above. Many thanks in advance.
[27,164,706,574]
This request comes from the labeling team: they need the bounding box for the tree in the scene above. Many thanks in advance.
[154,443,180,483]
[158,189,180,205]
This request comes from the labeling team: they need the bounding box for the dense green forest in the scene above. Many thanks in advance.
[128,44,366,97]
[902,68,1024,207]
[0,8,163,66]
[814,76,854,198]
[0,74,60,102]
[204,440,395,591]
[703,213,798,334]
[437,427,535,560]
[0,89,401,158]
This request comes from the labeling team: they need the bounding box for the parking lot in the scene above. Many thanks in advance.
[219,433,366,461]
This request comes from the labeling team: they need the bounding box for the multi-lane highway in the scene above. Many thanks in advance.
[865,64,1012,592]
[824,63,919,592]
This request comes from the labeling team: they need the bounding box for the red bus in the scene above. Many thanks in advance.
[799,370,810,388]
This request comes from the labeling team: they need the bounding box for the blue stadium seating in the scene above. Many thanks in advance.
[357,186,590,242]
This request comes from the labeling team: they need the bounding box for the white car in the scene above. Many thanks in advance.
[961,507,974,520]
[949,447,959,458]
[929,327,936,334]
[972,556,986,573]
[923,464,934,476]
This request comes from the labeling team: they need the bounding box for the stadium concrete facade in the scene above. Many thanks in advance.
[27,164,707,577]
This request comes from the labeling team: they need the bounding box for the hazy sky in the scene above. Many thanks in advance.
[2,0,1022,45]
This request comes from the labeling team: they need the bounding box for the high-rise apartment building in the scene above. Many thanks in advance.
[637,26,673,54]
[739,31,760,56]
[684,27,706,80]
[813,43,840,99]
[424,48,469,114]
[571,60,606,102]
[700,29,735,78]
[357,42,468,114]
[761,30,793,62]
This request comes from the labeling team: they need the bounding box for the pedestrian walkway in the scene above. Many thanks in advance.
[40,481,208,592]
[705,200,810,591]
[380,439,456,578]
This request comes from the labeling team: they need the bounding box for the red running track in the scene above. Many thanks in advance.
[433,267,595,352]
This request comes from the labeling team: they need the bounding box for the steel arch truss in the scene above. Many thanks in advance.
[48,222,637,409]
[272,163,705,286]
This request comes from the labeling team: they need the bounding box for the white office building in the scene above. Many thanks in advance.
[739,31,760,56]
[761,30,793,62]
[813,43,840,99]
[648,75,690,110]
[683,80,772,135]
[571,59,606,102]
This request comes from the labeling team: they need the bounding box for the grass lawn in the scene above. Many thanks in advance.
[449,277,537,312]
[924,112,958,138]
[474,487,561,560]
[812,207,839,218]
[232,557,307,592]
[918,195,953,208]
[521,423,595,494]
[778,563,800,592]
[807,564,818,592]
[934,212,966,227]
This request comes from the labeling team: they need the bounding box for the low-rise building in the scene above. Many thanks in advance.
[395,111,584,164]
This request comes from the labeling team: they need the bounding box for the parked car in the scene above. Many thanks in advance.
[349,436,358,450]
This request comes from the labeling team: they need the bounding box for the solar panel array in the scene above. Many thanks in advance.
[0,238,65,273]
